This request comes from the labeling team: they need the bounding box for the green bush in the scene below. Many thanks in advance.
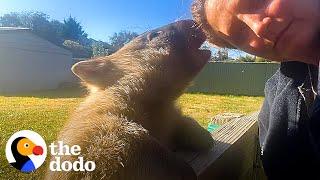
[92,41,115,57]
[63,40,92,58]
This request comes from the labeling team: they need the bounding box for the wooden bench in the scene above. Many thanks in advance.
[180,112,267,180]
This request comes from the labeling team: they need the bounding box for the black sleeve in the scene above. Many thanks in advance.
[258,62,320,179]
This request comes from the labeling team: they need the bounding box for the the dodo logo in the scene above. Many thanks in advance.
[5,130,47,173]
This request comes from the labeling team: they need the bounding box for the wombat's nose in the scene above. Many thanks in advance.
[174,20,205,39]
[175,20,197,30]
[173,20,206,49]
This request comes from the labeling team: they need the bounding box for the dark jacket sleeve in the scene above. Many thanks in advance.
[258,62,320,179]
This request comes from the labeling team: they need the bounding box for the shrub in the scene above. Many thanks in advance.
[63,40,92,58]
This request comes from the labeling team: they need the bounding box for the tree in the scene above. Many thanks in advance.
[0,12,23,27]
[62,16,87,42]
[236,55,256,62]
[50,20,64,44]
[212,48,229,61]
[0,11,140,57]
[109,30,138,51]
[63,40,93,58]
[26,12,63,45]
[0,12,64,45]
[92,41,114,57]
[255,56,271,62]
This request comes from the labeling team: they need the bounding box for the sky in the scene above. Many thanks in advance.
[0,0,193,41]
[0,0,246,57]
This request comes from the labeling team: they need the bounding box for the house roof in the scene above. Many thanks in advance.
[0,27,72,56]
[0,27,31,31]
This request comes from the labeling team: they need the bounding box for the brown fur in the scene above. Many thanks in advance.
[45,20,213,180]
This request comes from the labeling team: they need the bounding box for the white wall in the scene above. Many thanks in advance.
[0,30,75,93]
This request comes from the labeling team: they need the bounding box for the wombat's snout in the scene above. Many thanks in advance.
[174,20,207,49]
[171,20,211,67]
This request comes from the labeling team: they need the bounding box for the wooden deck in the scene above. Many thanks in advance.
[180,112,267,180]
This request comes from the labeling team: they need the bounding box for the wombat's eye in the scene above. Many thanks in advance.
[147,31,163,41]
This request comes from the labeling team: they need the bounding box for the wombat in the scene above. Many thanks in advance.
[45,20,213,180]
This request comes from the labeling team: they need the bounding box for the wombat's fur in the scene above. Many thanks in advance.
[45,20,213,180]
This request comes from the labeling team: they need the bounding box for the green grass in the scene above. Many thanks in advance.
[178,93,264,127]
[0,89,263,179]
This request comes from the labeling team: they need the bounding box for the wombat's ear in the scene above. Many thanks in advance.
[72,59,122,90]
[72,60,104,81]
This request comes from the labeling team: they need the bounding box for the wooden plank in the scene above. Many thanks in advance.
[180,112,267,180]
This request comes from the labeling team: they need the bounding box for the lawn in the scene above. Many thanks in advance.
[0,89,263,180]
